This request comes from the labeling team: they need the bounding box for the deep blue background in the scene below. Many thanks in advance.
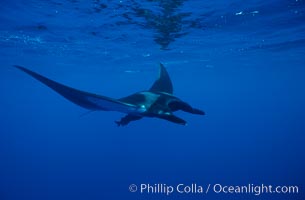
[0,0,304,199]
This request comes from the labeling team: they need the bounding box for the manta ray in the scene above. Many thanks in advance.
[14,64,205,126]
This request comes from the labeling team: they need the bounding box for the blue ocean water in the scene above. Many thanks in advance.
[0,0,305,199]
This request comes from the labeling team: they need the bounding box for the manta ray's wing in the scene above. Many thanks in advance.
[149,63,173,94]
[14,65,139,113]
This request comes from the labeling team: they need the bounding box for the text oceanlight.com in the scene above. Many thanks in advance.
[129,183,299,196]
